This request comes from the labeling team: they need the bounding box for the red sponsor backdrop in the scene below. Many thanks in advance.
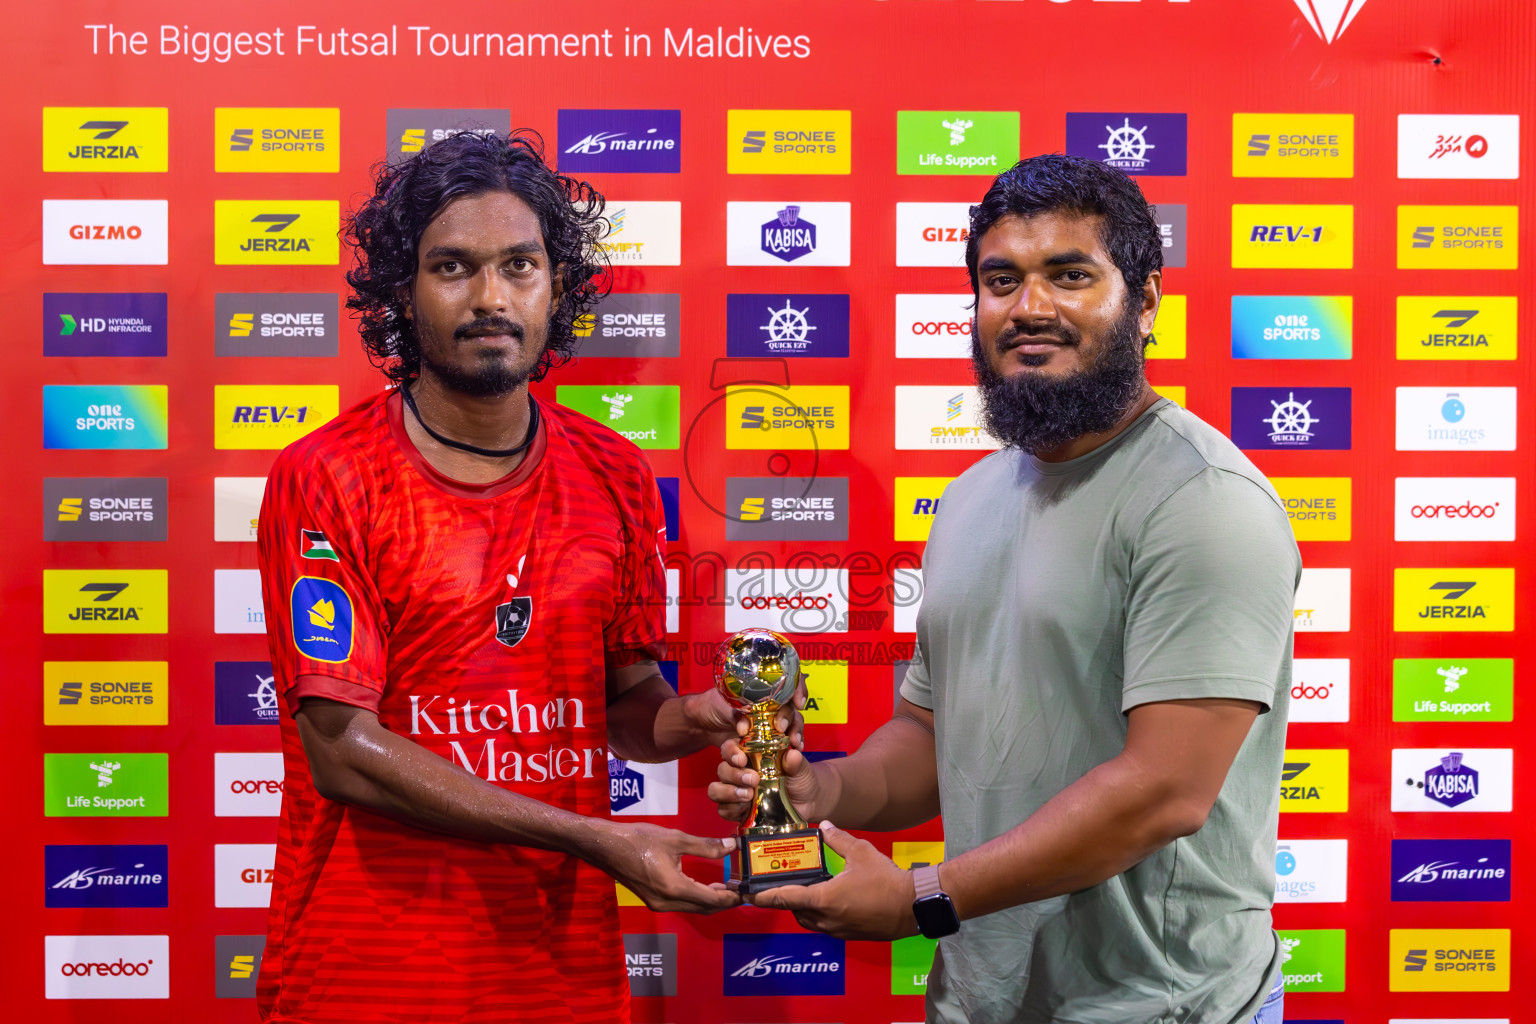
[3,0,1532,1019]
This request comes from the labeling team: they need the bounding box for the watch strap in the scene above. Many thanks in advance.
[912,864,945,901]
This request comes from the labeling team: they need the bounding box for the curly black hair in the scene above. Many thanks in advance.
[345,130,609,387]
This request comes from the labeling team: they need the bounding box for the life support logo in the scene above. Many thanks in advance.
[290,576,355,663]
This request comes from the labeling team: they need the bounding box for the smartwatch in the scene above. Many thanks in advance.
[911,865,960,939]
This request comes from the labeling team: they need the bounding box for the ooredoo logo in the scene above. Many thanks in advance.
[43,200,168,265]
[1395,478,1515,542]
[725,568,850,635]
[46,934,169,999]
[214,752,285,817]
[1288,659,1349,723]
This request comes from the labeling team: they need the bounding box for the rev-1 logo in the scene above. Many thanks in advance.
[1251,225,1326,243]
[232,405,312,424]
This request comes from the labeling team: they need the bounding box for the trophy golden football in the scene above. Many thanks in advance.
[715,627,832,894]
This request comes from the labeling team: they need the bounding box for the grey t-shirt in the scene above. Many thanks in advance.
[901,399,1301,1024]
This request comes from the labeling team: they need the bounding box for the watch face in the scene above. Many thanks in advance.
[914,894,960,938]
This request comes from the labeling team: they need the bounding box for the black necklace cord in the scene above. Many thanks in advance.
[400,385,541,459]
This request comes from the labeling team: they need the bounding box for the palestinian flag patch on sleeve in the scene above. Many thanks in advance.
[300,528,339,561]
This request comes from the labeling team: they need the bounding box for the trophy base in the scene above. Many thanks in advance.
[729,828,833,895]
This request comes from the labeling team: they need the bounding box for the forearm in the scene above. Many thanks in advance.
[817,713,941,831]
[607,677,733,762]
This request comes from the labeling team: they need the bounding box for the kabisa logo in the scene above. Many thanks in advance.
[1231,204,1354,269]
[1392,747,1512,812]
[763,205,817,262]
[216,293,340,357]
[290,576,355,664]
[1393,477,1515,542]
[43,478,167,543]
[1232,114,1354,178]
[1291,0,1369,44]
[724,933,846,996]
[728,201,850,266]
[1393,568,1513,632]
[1278,749,1348,812]
[896,110,1019,176]
[44,293,167,357]
[214,385,339,450]
[214,661,280,726]
[1392,839,1511,902]
[45,935,170,1000]
[44,753,170,818]
[214,200,341,265]
[1066,112,1187,176]
[43,108,169,171]
[608,757,645,812]
[1229,387,1351,450]
[725,385,850,450]
[1393,657,1514,723]
[726,293,850,357]
[44,661,167,727]
[215,752,286,817]
[725,477,849,542]
[1410,751,1480,808]
[727,109,850,174]
[1390,928,1511,992]
[1231,296,1353,360]
[558,109,681,173]
[1398,114,1520,179]
[43,199,168,265]
[43,570,169,635]
[384,109,511,163]
[45,845,169,908]
[575,294,680,358]
[214,108,339,172]
[1395,296,1517,360]
[1395,386,1516,451]
[1398,205,1518,270]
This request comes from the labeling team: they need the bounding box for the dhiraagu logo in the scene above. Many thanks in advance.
[214,385,338,450]
[1276,929,1345,992]
[555,385,680,449]
[1393,658,1513,722]
[44,753,169,817]
[725,386,849,450]
[1231,296,1353,359]
[290,577,355,663]
[896,111,1019,175]
[43,385,167,450]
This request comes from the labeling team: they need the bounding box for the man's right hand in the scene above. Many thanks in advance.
[580,820,742,913]
[707,735,830,826]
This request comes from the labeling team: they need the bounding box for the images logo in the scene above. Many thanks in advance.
[1397,205,1518,270]
[896,110,1018,175]
[1230,387,1351,450]
[43,661,167,727]
[1398,114,1520,179]
[1392,748,1513,812]
[214,200,341,265]
[1066,112,1187,176]
[45,934,170,1000]
[895,386,1001,450]
[895,294,972,359]
[1275,929,1345,992]
[1231,296,1353,359]
[896,202,974,267]
[1231,204,1353,268]
[43,293,167,357]
[1394,477,1515,542]
[215,569,265,634]
[213,384,339,450]
[1272,477,1351,542]
[723,933,845,996]
[1389,929,1510,992]
[43,478,166,542]
[725,478,849,542]
[1395,296,1517,360]
[215,661,279,726]
[43,569,168,635]
[384,109,510,163]
[608,758,677,816]
[1393,568,1513,632]
[43,199,168,265]
[1288,658,1350,724]
[577,294,680,357]
[44,753,169,817]
[725,568,851,635]
[894,477,955,542]
[624,934,678,997]
[556,384,681,448]
[727,201,851,267]
[1279,750,1349,812]
[596,201,681,265]
[1232,114,1353,177]
[727,109,850,174]
[215,936,265,999]
[558,109,681,173]
[214,108,339,172]
[1394,386,1516,451]
[43,108,169,172]
[214,293,339,357]
[725,385,849,451]
[290,576,355,664]
[1273,839,1348,903]
[1393,657,1513,723]
[215,844,277,907]
[46,844,169,909]
[1392,839,1511,902]
[214,752,285,817]
[726,294,850,357]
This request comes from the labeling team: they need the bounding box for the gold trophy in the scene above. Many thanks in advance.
[715,628,832,894]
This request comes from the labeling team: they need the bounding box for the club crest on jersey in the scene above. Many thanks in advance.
[300,528,338,561]
[495,596,533,648]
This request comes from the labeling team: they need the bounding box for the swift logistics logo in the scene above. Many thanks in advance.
[213,384,339,450]
[1287,658,1350,724]
[1279,750,1349,812]
[1275,929,1345,992]
[43,477,167,542]
[215,661,279,725]
[727,109,850,174]
[1392,839,1511,902]
[1395,387,1517,451]
[556,385,681,448]
[1294,567,1351,632]
[1395,297,1517,360]
[727,201,851,266]
[1290,0,1369,44]
[1390,929,1511,992]
[624,934,678,998]
[896,110,1018,175]
[45,844,168,908]
[725,385,849,450]
[894,477,956,542]
[215,752,285,817]
[726,294,850,357]
[1393,749,1513,812]
[1398,205,1518,270]
[43,108,169,171]
[895,386,1001,450]
[43,570,168,635]
[896,202,974,267]
[44,661,167,727]
[895,294,972,359]
[1232,113,1353,177]
[1394,477,1515,542]
[215,293,339,357]
[1230,387,1351,450]
[384,108,510,163]
[1393,658,1513,723]
[44,293,167,357]
[214,477,266,541]
[1398,114,1520,179]
[214,200,341,265]
[42,199,168,265]
[1066,112,1186,175]
[215,569,266,634]
[1231,204,1353,268]
[1231,296,1353,359]
[44,753,169,817]
[596,201,681,265]
[216,936,265,998]
[725,477,849,542]
[1271,477,1351,541]
[723,933,845,996]
[214,844,277,907]
[290,576,355,664]
[1393,569,1514,632]
[215,108,339,172]
[1273,839,1348,903]
[576,294,680,357]
[45,934,170,1000]
[558,109,681,173]
[43,385,168,450]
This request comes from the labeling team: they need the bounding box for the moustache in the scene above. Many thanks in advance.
[454,317,525,341]
[996,325,1079,350]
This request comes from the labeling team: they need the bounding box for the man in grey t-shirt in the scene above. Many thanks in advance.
[710,155,1301,1024]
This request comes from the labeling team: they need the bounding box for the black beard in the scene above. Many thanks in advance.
[417,316,540,398]
[970,303,1148,455]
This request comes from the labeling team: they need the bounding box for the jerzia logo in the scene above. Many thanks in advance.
[214,200,340,265]
[44,108,168,172]
[1393,568,1513,632]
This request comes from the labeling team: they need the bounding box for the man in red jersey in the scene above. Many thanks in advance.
[256,131,769,1023]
